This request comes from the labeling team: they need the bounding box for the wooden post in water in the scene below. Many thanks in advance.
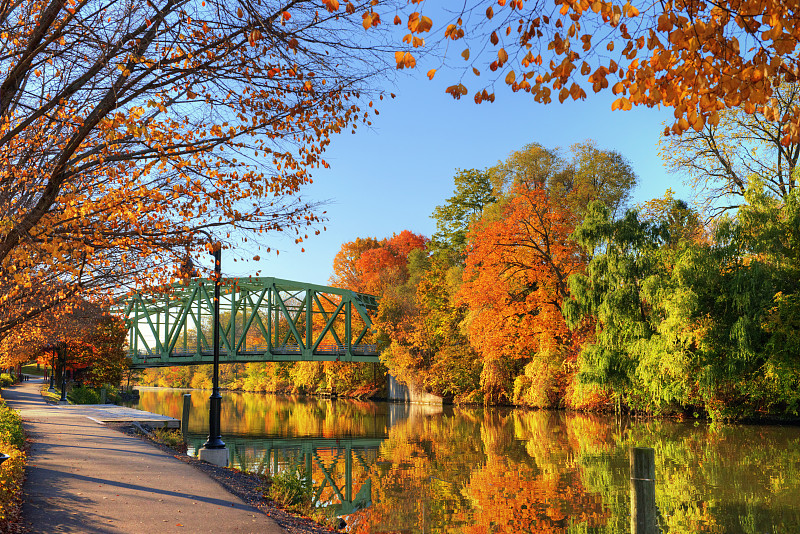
[630,447,659,534]
[181,393,191,436]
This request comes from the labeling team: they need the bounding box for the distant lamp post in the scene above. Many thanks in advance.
[59,343,68,403]
[48,346,56,392]
[194,233,227,466]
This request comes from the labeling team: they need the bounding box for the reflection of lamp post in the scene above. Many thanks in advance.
[194,231,227,465]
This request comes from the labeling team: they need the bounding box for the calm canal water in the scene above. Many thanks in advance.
[129,387,800,533]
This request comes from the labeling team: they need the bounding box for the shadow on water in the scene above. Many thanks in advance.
[130,389,800,533]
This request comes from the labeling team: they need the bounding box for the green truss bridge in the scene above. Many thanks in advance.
[122,277,380,368]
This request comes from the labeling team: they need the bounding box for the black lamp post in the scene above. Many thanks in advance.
[200,238,225,451]
[48,347,56,392]
[59,344,67,403]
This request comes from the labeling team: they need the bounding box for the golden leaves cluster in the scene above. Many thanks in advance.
[371,0,800,143]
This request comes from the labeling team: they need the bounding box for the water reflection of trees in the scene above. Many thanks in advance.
[348,410,608,534]
[350,410,800,534]
[132,391,800,533]
[135,389,387,438]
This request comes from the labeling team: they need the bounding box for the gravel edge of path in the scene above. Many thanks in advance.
[106,423,340,534]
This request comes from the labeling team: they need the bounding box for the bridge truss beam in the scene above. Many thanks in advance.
[123,277,379,368]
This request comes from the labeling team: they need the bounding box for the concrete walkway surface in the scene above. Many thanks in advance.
[2,379,285,534]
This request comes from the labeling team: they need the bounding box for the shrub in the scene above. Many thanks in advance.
[0,401,24,450]
[0,400,26,529]
[0,375,14,389]
[151,428,186,452]
[67,386,101,405]
[268,467,312,509]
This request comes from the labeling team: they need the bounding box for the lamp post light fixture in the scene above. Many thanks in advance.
[195,233,227,466]
[0,453,9,466]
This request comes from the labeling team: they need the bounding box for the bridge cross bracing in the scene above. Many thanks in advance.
[123,277,380,368]
[184,435,378,516]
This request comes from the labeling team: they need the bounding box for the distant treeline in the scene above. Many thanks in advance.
[147,137,800,420]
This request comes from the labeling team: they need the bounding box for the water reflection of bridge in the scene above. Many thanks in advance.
[184,433,381,515]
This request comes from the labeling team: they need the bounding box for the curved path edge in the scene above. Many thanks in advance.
[2,378,285,534]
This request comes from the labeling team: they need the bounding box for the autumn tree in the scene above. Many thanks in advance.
[458,141,636,405]
[1,298,128,387]
[0,0,394,341]
[460,180,583,405]
[429,168,496,259]
[331,231,428,296]
[329,237,382,291]
[370,1,800,143]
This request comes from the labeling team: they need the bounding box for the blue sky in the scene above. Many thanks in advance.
[223,70,691,285]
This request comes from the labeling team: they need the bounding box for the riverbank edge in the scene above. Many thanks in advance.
[108,422,341,534]
[133,385,800,425]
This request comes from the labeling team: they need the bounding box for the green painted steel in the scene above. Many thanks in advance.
[184,434,378,515]
[123,277,379,367]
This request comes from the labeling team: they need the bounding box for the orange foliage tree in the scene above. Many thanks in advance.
[2,298,128,386]
[0,0,388,341]
[350,1,800,142]
[458,142,636,406]
[330,231,428,296]
[459,182,584,405]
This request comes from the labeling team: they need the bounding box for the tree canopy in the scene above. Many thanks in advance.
[357,1,800,142]
[0,0,391,339]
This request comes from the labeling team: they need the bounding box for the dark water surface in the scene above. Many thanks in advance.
[128,387,800,533]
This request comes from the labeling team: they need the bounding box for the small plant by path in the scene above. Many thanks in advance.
[150,427,188,453]
[267,467,342,530]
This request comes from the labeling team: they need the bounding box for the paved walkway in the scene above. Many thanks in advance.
[2,379,285,534]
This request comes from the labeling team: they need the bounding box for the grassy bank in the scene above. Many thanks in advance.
[0,396,26,533]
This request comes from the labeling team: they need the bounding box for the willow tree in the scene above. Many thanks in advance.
[0,0,392,339]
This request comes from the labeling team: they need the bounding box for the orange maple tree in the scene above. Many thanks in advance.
[0,0,388,342]
[458,181,583,404]
[330,231,428,295]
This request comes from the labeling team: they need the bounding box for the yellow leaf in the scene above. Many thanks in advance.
[505,70,516,84]
[427,68,436,80]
